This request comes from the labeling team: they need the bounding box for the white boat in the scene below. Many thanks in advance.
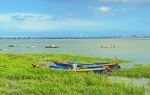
[101,44,116,48]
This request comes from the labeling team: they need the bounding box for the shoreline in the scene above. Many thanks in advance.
[0,37,150,40]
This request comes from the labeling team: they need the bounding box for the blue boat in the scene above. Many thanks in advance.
[32,61,105,74]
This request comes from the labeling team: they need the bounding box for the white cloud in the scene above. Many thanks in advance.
[0,16,11,22]
[0,13,104,31]
[97,6,111,13]
[95,6,116,15]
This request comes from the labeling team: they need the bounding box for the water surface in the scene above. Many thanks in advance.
[0,38,150,63]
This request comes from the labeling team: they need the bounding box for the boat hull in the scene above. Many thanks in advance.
[32,64,105,73]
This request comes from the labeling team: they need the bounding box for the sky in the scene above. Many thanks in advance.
[0,0,150,37]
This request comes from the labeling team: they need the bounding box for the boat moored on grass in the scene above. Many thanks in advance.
[32,60,121,74]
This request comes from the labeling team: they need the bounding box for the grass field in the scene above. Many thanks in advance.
[0,53,144,95]
[112,64,150,78]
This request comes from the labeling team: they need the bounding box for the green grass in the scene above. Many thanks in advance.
[0,53,144,95]
[112,64,150,78]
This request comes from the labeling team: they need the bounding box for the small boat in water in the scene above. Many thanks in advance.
[45,45,59,48]
[31,46,36,48]
[0,49,7,51]
[8,45,18,47]
[101,44,116,48]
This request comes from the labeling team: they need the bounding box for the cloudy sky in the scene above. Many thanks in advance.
[0,0,150,37]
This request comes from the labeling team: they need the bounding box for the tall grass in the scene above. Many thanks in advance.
[112,64,150,78]
[0,53,144,95]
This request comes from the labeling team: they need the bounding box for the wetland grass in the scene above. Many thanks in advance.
[112,64,150,78]
[0,53,144,95]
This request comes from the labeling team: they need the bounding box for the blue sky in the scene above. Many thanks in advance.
[0,0,150,37]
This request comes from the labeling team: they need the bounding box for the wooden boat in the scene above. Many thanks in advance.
[31,46,36,48]
[52,61,105,70]
[95,62,121,69]
[45,45,59,48]
[8,45,18,47]
[101,45,116,48]
[32,63,105,74]
[32,58,121,73]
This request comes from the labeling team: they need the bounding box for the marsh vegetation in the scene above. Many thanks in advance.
[0,53,145,95]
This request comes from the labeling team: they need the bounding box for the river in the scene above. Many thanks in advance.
[0,38,150,63]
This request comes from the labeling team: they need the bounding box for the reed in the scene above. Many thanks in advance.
[112,64,150,78]
[0,53,144,95]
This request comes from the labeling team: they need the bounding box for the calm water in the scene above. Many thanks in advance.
[0,38,150,63]
[110,76,150,95]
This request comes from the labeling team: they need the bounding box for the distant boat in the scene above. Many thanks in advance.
[31,46,36,48]
[8,45,18,47]
[45,45,59,48]
[0,49,7,51]
[101,44,116,48]
[26,46,37,48]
